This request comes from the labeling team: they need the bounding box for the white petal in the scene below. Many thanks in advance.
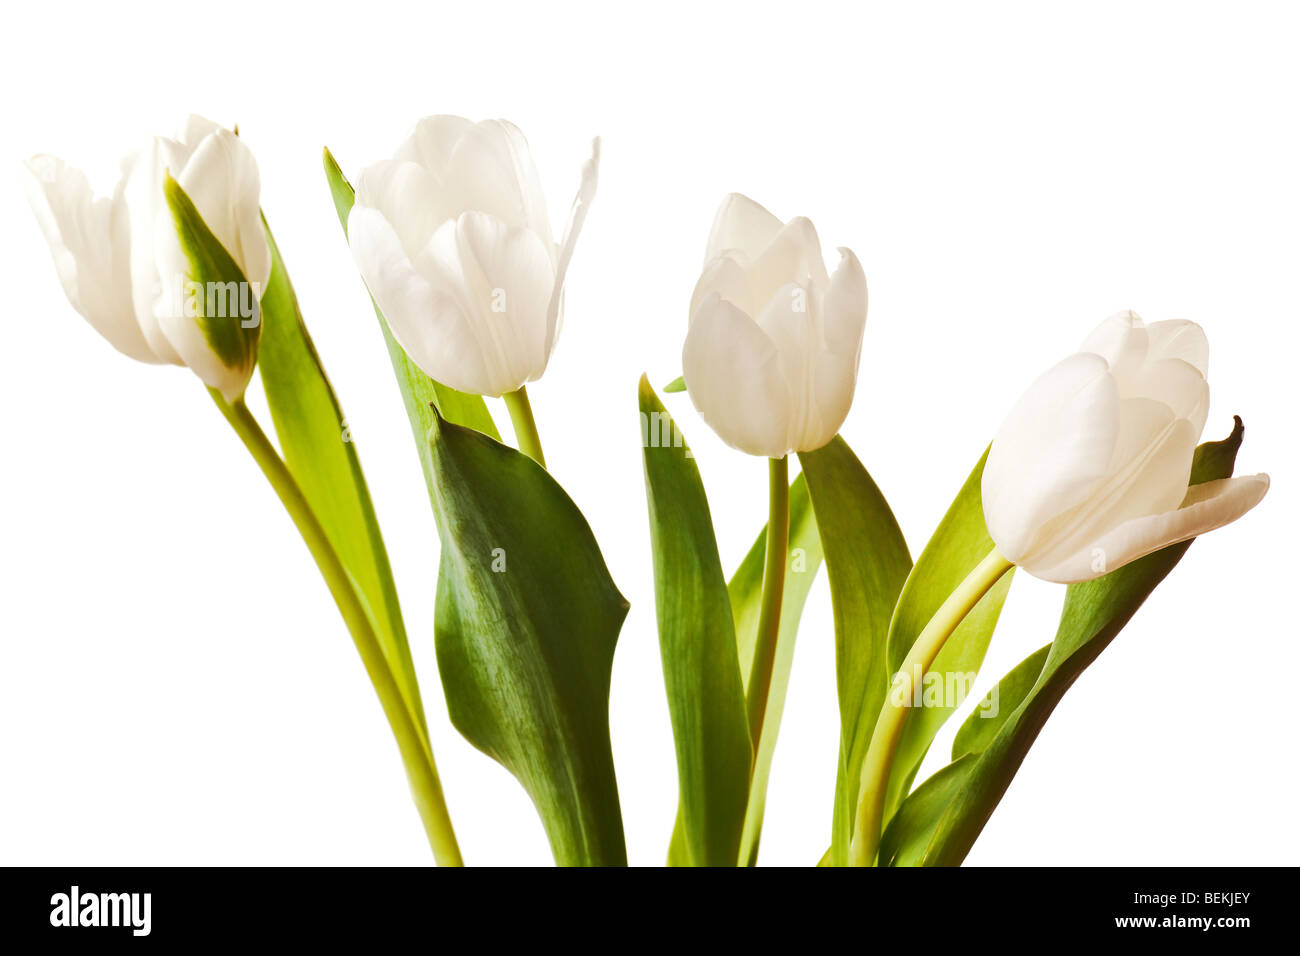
[441,119,552,239]
[174,114,223,147]
[349,208,493,396]
[1081,309,1148,390]
[704,192,783,264]
[1145,319,1208,376]
[544,137,599,358]
[802,348,857,452]
[982,353,1120,564]
[123,139,182,364]
[452,211,557,395]
[171,127,270,290]
[353,160,444,261]
[1130,358,1209,433]
[394,115,474,187]
[22,155,156,363]
[1032,474,1270,583]
[690,254,749,320]
[822,247,868,358]
[744,216,830,312]
[683,295,792,457]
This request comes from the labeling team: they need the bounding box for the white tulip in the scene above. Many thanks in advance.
[982,310,1269,583]
[23,114,271,400]
[347,116,599,398]
[682,193,868,458]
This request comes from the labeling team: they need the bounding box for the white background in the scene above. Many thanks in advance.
[1,0,1296,866]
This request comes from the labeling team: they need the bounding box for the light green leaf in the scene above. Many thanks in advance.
[639,378,752,866]
[666,471,825,866]
[162,174,259,381]
[879,448,1015,825]
[798,437,912,867]
[428,411,628,866]
[256,216,423,727]
[663,376,687,393]
[895,418,1247,866]
[877,754,975,867]
[322,147,499,499]
[951,644,1049,760]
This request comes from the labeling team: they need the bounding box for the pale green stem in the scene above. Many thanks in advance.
[213,392,464,867]
[503,385,546,469]
[745,456,790,749]
[849,547,1014,867]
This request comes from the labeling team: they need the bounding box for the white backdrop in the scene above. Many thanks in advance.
[2,0,1296,866]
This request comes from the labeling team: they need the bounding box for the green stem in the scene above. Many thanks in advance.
[503,385,546,469]
[745,456,790,749]
[849,547,1014,867]
[213,392,464,867]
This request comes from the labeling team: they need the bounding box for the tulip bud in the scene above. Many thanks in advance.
[681,193,868,458]
[982,310,1269,583]
[346,116,599,398]
[24,115,270,400]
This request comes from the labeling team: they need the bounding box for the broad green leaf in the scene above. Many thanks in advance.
[428,411,628,866]
[798,437,912,866]
[256,216,423,728]
[322,147,499,499]
[666,472,825,866]
[880,448,1015,824]
[162,174,259,380]
[639,378,751,866]
[894,418,1246,866]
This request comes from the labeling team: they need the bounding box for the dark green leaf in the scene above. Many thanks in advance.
[798,438,912,866]
[897,418,1246,866]
[428,411,628,866]
[639,378,751,866]
[256,216,422,727]
[951,644,1049,760]
[878,754,975,867]
[880,448,1015,824]
[322,147,499,502]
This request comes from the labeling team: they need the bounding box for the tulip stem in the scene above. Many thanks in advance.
[849,547,1014,867]
[746,456,790,749]
[211,391,464,867]
[503,386,546,469]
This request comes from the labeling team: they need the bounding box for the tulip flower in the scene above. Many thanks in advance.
[850,309,1269,868]
[682,193,868,459]
[346,116,599,411]
[982,310,1270,583]
[23,114,270,400]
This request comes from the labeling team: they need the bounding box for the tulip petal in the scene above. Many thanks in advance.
[1033,473,1270,583]
[690,254,749,321]
[822,247,868,359]
[171,127,270,290]
[1145,319,1209,376]
[349,207,491,395]
[452,211,557,394]
[1081,309,1149,389]
[22,155,156,364]
[1130,357,1210,434]
[982,353,1120,564]
[394,114,474,189]
[545,137,600,357]
[353,160,444,263]
[1024,402,1197,572]
[704,193,784,264]
[683,295,792,457]
[745,217,829,315]
[442,119,552,240]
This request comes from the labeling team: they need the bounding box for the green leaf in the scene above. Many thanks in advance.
[639,378,752,866]
[894,418,1246,866]
[663,375,687,393]
[878,754,975,867]
[254,216,423,730]
[880,448,1015,824]
[665,471,825,866]
[428,411,628,866]
[161,174,260,382]
[321,147,499,500]
[798,437,912,867]
[951,644,1049,760]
